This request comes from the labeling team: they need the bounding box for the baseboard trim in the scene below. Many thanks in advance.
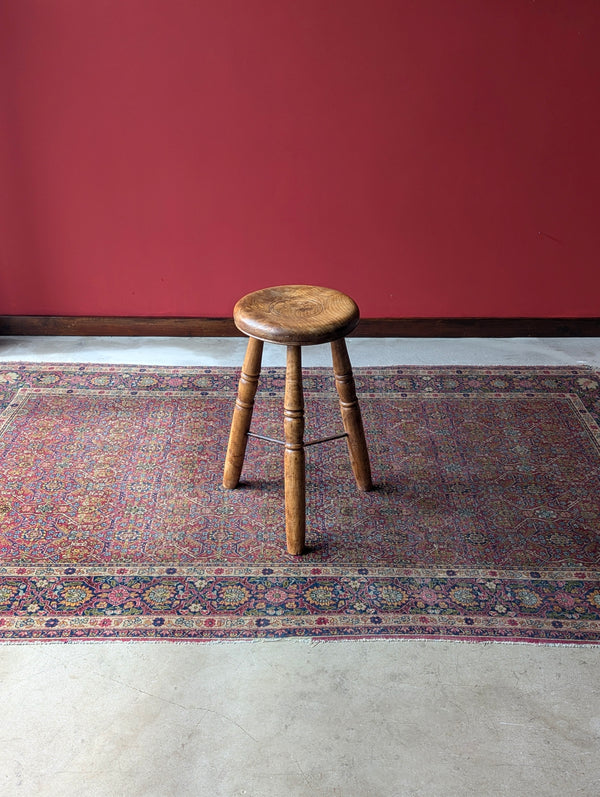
[0,316,239,337]
[0,316,598,338]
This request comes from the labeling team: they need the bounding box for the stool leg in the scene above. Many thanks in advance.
[223,337,264,489]
[331,338,373,491]
[284,345,305,555]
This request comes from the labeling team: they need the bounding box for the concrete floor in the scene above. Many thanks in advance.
[1,336,599,797]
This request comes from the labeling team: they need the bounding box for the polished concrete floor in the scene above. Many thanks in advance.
[1,336,599,797]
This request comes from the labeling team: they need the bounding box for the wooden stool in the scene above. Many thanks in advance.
[223,285,372,555]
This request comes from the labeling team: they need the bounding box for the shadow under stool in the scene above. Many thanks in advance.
[222,284,372,555]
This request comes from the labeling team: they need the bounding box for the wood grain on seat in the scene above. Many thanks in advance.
[233,285,359,345]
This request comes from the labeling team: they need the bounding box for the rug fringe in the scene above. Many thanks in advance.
[0,636,598,648]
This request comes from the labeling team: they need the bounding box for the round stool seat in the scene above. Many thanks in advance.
[233,285,359,346]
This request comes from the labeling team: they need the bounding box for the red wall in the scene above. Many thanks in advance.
[1,0,599,318]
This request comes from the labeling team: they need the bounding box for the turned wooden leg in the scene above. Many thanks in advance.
[223,337,264,488]
[284,345,305,555]
[331,338,373,491]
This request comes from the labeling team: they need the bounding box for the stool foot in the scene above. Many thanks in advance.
[331,338,373,491]
[223,337,264,488]
[284,345,306,555]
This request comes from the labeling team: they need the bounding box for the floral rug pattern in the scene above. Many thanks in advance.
[0,363,599,643]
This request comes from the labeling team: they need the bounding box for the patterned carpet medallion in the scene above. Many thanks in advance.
[0,363,599,643]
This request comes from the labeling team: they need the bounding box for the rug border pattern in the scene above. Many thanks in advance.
[1,363,599,644]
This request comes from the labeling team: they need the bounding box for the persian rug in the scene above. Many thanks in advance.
[0,362,599,644]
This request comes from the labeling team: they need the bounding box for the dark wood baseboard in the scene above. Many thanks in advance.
[0,316,239,337]
[0,315,598,338]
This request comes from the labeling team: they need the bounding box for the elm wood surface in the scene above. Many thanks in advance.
[283,345,306,556]
[331,338,373,492]
[222,337,263,490]
[223,285,372,556]
[232,285,360,345]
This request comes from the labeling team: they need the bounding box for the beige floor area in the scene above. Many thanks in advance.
[0,336,599,797]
